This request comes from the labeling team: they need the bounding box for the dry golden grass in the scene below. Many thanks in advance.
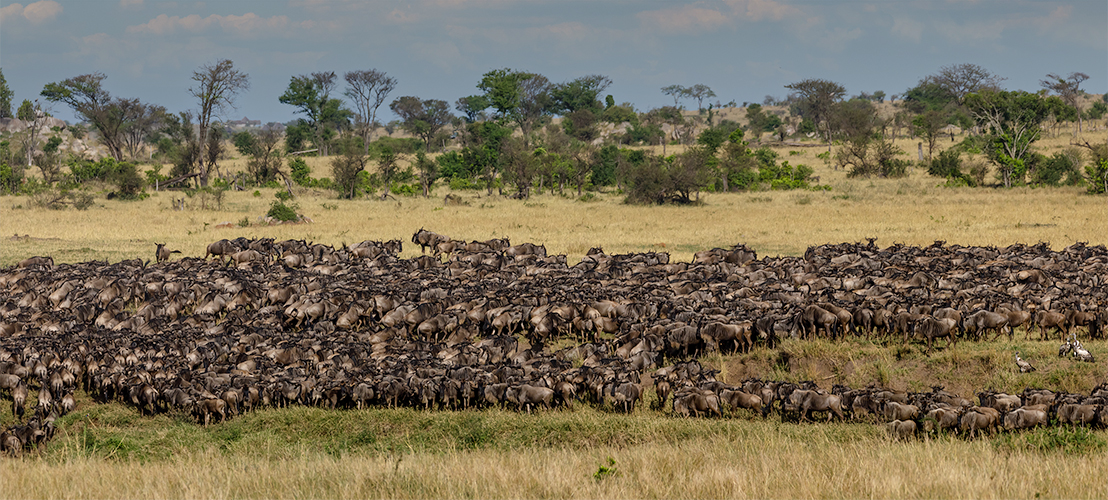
[2,133,1105,266]
[3,430,1104,499]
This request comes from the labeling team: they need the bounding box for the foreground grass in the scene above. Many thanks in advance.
[4,404,1105,499]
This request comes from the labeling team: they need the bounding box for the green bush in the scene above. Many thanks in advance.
[266,200,300,222]
[1028,152,1082,187]
[437,151,470,180]
[368,137,422,157]
[390,183,420,197]
[0,162,24,194]
[289,157,313,186]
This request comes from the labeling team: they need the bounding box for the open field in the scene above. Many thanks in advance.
[1,135,1107,499]
[3,407,1106,499]
[2,134,1106,267]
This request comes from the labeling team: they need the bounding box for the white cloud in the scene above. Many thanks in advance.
[637,0,803,35]
[637,6,730,35]
[0,1,62,25]
[891,17,923,43]
[728,0,802,22]
[126,12,290,37]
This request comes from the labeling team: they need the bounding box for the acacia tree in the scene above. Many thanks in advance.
[1041,72,1091,134]
[965,90,1062,187]
[189,60,249,186]
[41,73,130,161]
[925,63,1005,103]
[343,69,396,153]
[686,84,716,112]
[661,85,688,108]
[784,79,846,145]
[389,96,452,151]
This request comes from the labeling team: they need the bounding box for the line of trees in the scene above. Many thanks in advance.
[0,61,1105,203]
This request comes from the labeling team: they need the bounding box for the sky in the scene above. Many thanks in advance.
[1,0,1105,125]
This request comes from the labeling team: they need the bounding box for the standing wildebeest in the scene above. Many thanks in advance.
[412,228,448,254]
[1034,310,1068,340]
[205,239,238,263]
[963,310,1009,340]
[155,243,181,263]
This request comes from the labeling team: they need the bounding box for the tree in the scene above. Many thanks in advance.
[375,146,398,199]
[686,84,716,112]
[925,63,1005,103]
[901,82,957,114]
[343,69,397,154]
[832,99,907,178]
[332,143,367,199]
[501,136,540,198]
[245,128,284,185]
[41,73,128,161]
[661,85,688,108]
[280,73,347,157]
[389,96,453,151]
[16,99,44,166]
[478,69,553,144]
[455,95,490,123]
[121,101,167,161]
[1041,72,1091,134]
[912,110,949,160]
[784,79,846,145]
[414,151,438,197]
[0,69,12,119]
[551,74,611,115]
[189,60,249,186]
[964,90,1061,187]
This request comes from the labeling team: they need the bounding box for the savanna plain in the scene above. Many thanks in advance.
[1,136,1107,499]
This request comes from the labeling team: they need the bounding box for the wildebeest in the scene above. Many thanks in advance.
[155,243,181,263]
[885,419,917,440]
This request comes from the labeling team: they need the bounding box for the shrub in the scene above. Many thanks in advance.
[266,200,300,222]
[289,157,313,187]
[390,183,420,197]
[1028,151,1082,187]
[436,151,469,180]
[0,162,24,194]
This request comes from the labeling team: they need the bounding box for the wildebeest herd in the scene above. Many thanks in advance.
[0,231,1105,455]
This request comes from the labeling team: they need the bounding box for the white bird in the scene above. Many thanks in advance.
[1073,341,1095,363]
[1015,352,1036,373]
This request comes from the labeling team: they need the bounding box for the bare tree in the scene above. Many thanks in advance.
[121,101,167,161]
[1041,72,1091,134]
[189,59,250,186]
[343,69,397,153]
[927,63,1005,103]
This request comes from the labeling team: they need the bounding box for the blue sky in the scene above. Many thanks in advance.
[2,0,1105,124]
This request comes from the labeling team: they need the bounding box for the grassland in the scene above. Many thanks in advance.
[1,133,1107,498]
[2,135,1105,267]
